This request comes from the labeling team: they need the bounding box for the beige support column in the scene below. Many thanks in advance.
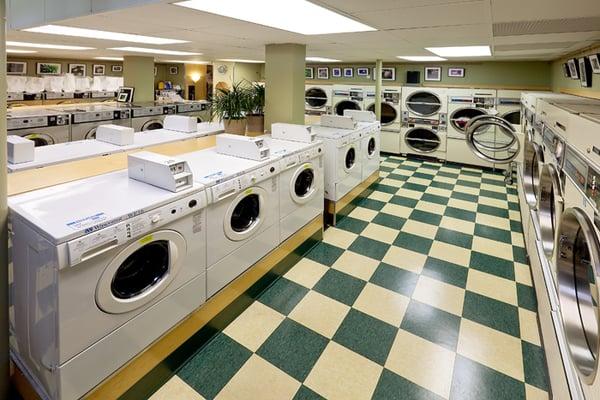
[0,0,9,397]
[264,43,306,129]
[375,59,383,121]
[123,56,155,103]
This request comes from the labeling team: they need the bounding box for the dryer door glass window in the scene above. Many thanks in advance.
[305,88,327,108]
[295,169,315,197]
[538,165,562,256]
[231,194,260,233]
[345,147,356,169]
[502,110,521,125]
[406,92,441,116]
[24,133,54,147]
[450,108,487,133]
[143,119,164,131]
[86,128,97,139]
[405,128,440,153]
[366,103,397,125]
[367,137,376,156]
[111,240,169,299]
[335,100,360,116]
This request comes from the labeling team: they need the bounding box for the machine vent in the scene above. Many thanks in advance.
[494,42,576,51]
[493,17,600,36]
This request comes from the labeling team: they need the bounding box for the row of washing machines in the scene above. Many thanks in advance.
[305,85,522,169]
[6,100,211,146]
[519,92,600,400]
[7,115,381,400]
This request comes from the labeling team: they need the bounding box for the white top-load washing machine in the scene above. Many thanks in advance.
[131,102,177,132]
[312,124,363,202]
[177,148,281,298]
[258,135,324,241]
[356,120,381,180]
[55,104,132,141]
[332,85,365,116]
[305,85,333,115]
[496,89,522,129]
[9,170,208,400]
[175,100,211,122]
[7,108,71,146]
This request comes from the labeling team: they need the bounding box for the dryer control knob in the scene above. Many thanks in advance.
[151,214,161,224]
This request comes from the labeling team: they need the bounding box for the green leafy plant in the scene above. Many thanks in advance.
[211,82,251,121]
[246,82,265,116]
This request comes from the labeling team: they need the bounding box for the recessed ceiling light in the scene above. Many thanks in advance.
[306,57,341,62]
[425,46,491,57]
[6,41,94,50]
[110,47,202,56]
[6,49,37,54]
[94,56,124,61]
[397,56,447,62]
[218,59,264,63]
[162,59,210,64]
[174,0,376,35]
[23,25,188,45]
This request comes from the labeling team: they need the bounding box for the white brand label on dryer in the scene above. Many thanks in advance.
[66,212,109,231]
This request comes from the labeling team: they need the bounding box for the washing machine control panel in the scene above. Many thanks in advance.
[564,146,588,194]
[586,164,600,211]
[72,111,115,123]
[66,191,206,267]
[7,114,70,129]
[542,126,565,168]
[211,163,280,202]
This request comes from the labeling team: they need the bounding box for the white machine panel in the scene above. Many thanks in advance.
[320,115,357,130]
[271,123,315,143]
[216,133,270,160]
[128,151,193,192]
[164,115,197,133]
[344,109,376,122]
[96,124,135,146]
[7,135,34,164]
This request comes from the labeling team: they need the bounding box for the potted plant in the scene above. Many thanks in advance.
[211,82,250,135]
[245,82,265,133]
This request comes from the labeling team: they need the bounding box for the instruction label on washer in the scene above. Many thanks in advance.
[66,212,108,231]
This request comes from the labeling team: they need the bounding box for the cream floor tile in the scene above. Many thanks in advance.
[519,308,541,346]
[216,355,300,400]
[508,194,519,203]
[472,236,514,261]
[382,246,427,274]
[396,188,423,200]
[457,319,524,381]
[403,160,421,167]
[332,251,380,281]
[514,262,533,286]
[150,376,205,400]
[466,269,518,306]
[476,213,512,231]
[369,191,393,203]
[385,329,455,399]
[348,206,378,222]
[402,219,439,240]
[381,203,413,219]
[433,175,457,184]
[425,186,452,198]
[460,174,482,183]
[526,384,549,400]
[454,185,480,195]
[379,171,390,178]
[284,258,329,289]
[380,178,404,188]
[477,196,508,209]
[323,227,359,249]
[481,183,506,193]
[305,342,382,400]
[412,275,465,316]
[353,283,410,326]
[415,200,446,215]
[288,291,350,338]
[447,198,478,212]
[511,232,525,248]
[509,210,522,221]
[482,172,505,181]
[380,161,397,168]
[440,216,475,235]
[395,168,413,176]
[362,223,401,244]
[407,177,431,186]
[429,241,471,267]
[223,302,285,352]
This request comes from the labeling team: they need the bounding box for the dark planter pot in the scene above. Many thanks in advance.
[224,118,247,135]
[246,114,265,134]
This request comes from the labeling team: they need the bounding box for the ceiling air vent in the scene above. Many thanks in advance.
[493,17,600,36]
[494,42,576,51]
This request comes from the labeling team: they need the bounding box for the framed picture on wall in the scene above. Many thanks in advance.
[424,67,442,81]
[317,67,329,79]
[36,62,61,75]
[169,66,179,75]
[562,63,572,78]
[305,67,314,79]
[332,67,342,78]
[68,63,86,77]
[357,67,369,77]
[579,57,592,88]
[381,67,396,81]
[448,67,465,78]
[343,68,353,78]
[567,58,579,79]
[590,54,600,74]
[112,65,123,73]
[117,87,135,103]
[7,61,27,75]
[93,64,106,76]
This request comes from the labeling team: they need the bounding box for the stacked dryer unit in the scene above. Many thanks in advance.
[364,87,401,153]
[400,87,448,160]
[331,85,365,116]
[305,85,332,115]
[496,89,522,130]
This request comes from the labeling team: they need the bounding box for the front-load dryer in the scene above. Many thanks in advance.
[357,121,381,180]
[496,89,522,130]
[56,104,132,141]
[305,85,332,115]
[332,85,365,116]
[7,108,71,146]
[178,148,281,298]
[401,120,446,161]
[402,86,448,124]
[365,87,401,153]
[9,170,208,400]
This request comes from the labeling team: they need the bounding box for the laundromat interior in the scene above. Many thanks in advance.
[1,1,600,399]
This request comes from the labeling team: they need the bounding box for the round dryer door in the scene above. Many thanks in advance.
[305,87,328,108]
[142,119,164,131]
[538,164,564,256]
[465,115,520,166]
[524,140,545,208]
[24,133,55,147]
[404,127,441,153]
[405,91,442,117]
[366,103,397,125]
[335,100,360,116]
[96,230,186,314]
[290,165,317,204]
[557,208,600,384]
[367,136,377,158]
[86,127,97,140]
[502,110,521,125]
[450,107,487,133]
[344,146,357,171]
[225,188,267,241]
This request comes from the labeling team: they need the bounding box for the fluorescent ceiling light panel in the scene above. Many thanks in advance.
[7,49,37,53]
[397,56,447,61]
[306,57,341,62]
[94,56,124,61]
[6,41,94,50]
[23,25,188,45]
[162,59,210,64]
[426,46,491,57]
[110,47,201,56]
[174,0,376,35]
[218,59,264,63]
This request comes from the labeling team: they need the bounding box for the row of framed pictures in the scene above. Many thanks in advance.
[306,66,466,81]
[7,61,123,76]
[562,54,599,88]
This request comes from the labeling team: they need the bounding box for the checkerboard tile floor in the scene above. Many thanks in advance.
[150,155,549,400]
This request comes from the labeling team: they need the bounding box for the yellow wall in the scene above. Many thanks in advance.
[7,57,123,77]
[550,44,600,100]
[123,56,154,103]
[183,64,208,100]
[212,62,262,92]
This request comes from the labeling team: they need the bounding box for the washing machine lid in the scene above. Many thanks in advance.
[258,135,321,158]
[311,124,357,140]
[8,170,204,243]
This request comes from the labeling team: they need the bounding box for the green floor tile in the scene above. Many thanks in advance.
[479,189,508,201]
[437,171,460,179]
[178,333,252,400]
[445,206,477,222]
[403,182,428,192]
[517,283,537,312]
[258,277,309,315]
[450,355,526,400]
[422,257,468,288]
[348,236,391,261]
[305,242,345,266]
[421,193,449,205]
[390,195,419,208]
[293,385,326,400]
[336,216,369,234]
[469,251,515,280]
[354,197,386,211]
[413,171,435,180]
[333,309,397,365]
[372,213,406,230]
[257,319,328,381]
[522,341,550,391]
[380,165,395,172]
[370,262,419,297]
[451,191,479,203]
[474,224,512,244]
[430,180,454,190]
[371,183,400,194]
[477,204,509,219]
[386,173,409,182]
[456,179,480,188]
[462,291,520,337]
[460,169,482,177]
[398,163,419,171]
[393,233,433,255]
[513,246,528,264]
[508,202,520,211]
[410,209,443,225]
[373,369,444,400]
[400,300,461,351]
[313,269,366,306]
[482,178,507,187]
[435,228,473,249]
[510,220,523,233]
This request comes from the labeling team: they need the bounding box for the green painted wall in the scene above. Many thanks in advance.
[154,62,186,92]
[7,57,123,77]
[550,45,600,95]
[123,56,154,103]
[305,61,552,89]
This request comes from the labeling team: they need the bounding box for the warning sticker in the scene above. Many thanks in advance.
[66,212,108,231]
